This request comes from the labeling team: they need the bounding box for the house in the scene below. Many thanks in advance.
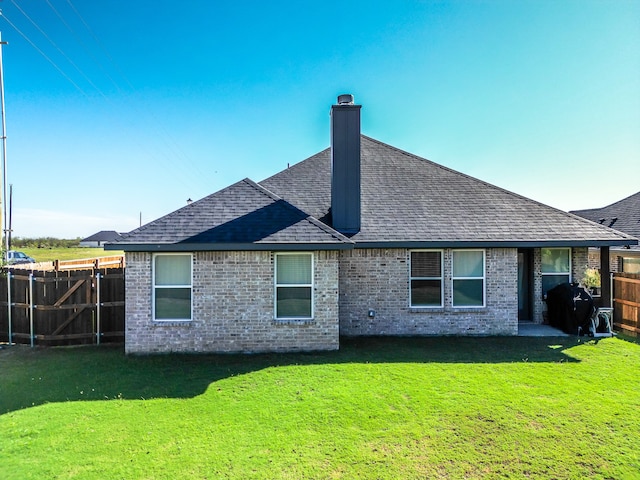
[571,192,640,274]
[106,95,637,354]
[80,230,124,248]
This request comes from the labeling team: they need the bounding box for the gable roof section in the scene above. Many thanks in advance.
[81,230,123,243]
[110,178,353,251]
[571,191,640,249]
[261,136,637,248]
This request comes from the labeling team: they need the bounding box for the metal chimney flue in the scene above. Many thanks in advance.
[337,94,354,105]
[330,94,361,235]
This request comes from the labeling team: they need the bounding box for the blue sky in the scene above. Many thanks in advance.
[1,0,639,238]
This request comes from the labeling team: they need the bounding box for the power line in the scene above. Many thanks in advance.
[10,0,105,97]
[45,0,121,93]
[63,0,215,186]
[65,0,134,90]
[1,10,88,96]
[2,3,217,199]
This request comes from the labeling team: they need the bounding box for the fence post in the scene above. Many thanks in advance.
[96,272,101,345]
[6,270,12,345]
[29,273,35,348]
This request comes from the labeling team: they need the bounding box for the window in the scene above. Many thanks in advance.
[275,253,313,319]
[541,248,571,295]
[410,250,443,307]
[153,253,192,321]
[622,257,640,274]
[452,250,485,307]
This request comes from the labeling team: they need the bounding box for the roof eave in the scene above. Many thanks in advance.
[353,239,639,249]
[107,238,637,252]
[105,242,354,252]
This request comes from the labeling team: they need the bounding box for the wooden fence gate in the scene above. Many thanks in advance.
[0,268,124,346]
[613,272,640,336]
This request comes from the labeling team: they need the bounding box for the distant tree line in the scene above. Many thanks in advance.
[11,237,82,249]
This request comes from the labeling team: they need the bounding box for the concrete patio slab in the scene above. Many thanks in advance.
[518,322,570,337]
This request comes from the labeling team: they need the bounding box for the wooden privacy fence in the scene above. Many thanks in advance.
[613,272,640,336]
[10,255,125,272]
[0,268,125,346]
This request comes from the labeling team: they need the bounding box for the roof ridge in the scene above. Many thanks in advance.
[260,147,331,183]
[252,178,353,244]
[570,207,602,215]
[572,190,640,214]
[122,178,252,238]
[242,177,283,201]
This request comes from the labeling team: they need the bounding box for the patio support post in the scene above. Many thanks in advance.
[96,272,101,345]
[600,246,611,307]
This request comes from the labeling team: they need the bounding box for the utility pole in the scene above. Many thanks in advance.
[0,30,8,259]
[8,183,12,250]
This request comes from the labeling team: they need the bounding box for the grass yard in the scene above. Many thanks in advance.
[16,247,123,263]
[1,336,639,479]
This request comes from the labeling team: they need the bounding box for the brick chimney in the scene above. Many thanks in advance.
[330,94,361,234]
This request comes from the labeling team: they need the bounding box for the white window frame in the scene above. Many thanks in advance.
[152,253,193,322]
[541,247,572,295]
[409,249,444,308]
[274,252,314,320]
[452,249,486,308]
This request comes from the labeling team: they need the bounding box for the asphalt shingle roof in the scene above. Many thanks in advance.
[112,136,637,250]
[116,178,353,249]
[261,136,637,246]
[571,191,640,249]
[81,230,123,243]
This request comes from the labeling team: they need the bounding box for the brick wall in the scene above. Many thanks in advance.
[124,250,339,354]
[338,248,519,336]
[572,247,589,283]
[124,246,591,352]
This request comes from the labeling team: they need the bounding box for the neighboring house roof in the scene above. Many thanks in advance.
[81,230,123,243]
[571,191,640,250]
[109,136,637,251]
[115,178,353,251]
[261,136,636,248]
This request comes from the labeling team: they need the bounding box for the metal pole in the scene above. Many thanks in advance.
[6,270,11,344]
[0,32,9,259]
[29,273,34,348]
[96,272,101,345]
[8,183,12,250]
[610,272,614,313]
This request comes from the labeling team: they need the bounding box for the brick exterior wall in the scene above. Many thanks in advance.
[124,251,339,354]
[338,248,519,336]
[125,246,591,352]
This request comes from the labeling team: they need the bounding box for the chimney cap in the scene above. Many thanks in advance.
[337,94,354,105]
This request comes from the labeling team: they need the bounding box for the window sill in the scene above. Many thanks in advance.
[409,307,444,313]
[273,318,315,325]
[451,307,487,312]
[152,319,193,326]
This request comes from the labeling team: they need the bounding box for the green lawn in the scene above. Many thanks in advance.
[16,247,123,263]
[1,336,639,479]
